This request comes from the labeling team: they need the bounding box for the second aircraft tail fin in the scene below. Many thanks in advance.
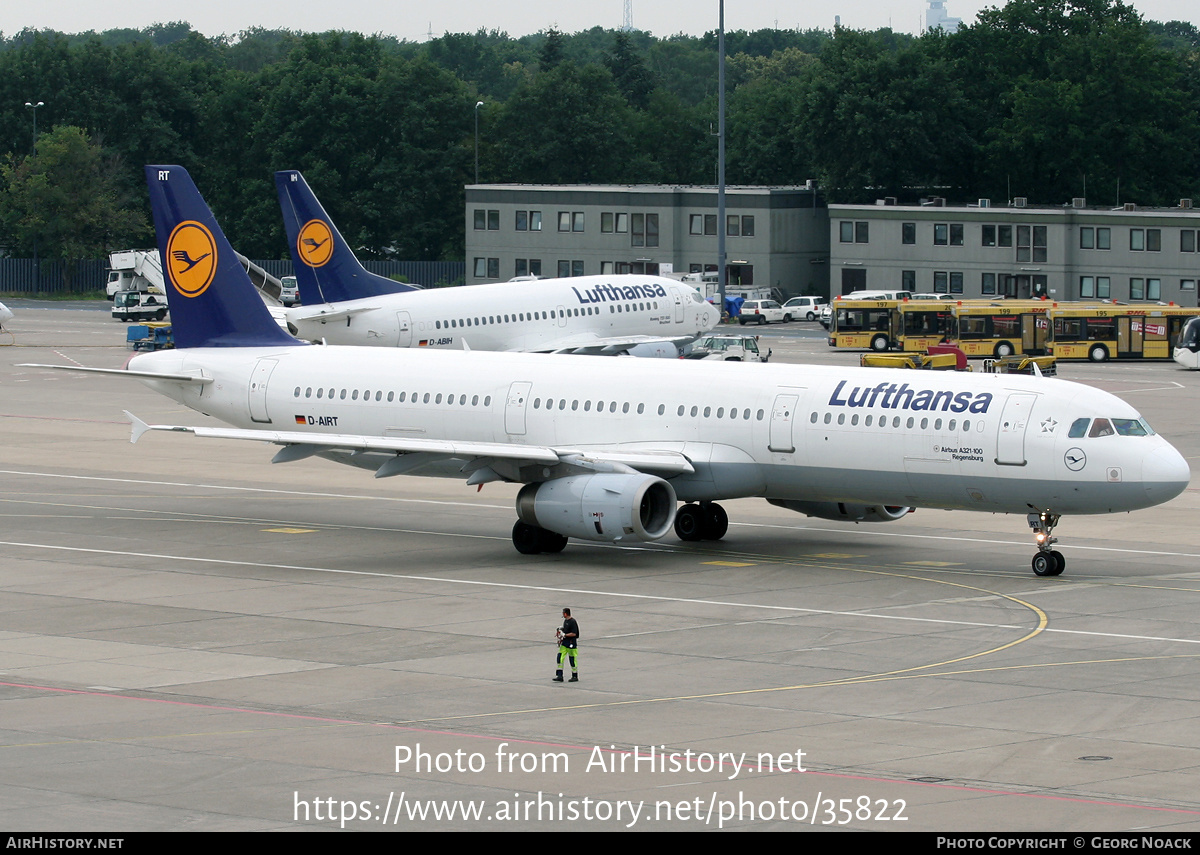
[275,170,421,305]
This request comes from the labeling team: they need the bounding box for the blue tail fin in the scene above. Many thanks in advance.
[146,165,301,349]
[275,170,421,304]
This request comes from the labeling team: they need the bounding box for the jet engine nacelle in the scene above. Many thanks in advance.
[517,473,677,542]
[767,499,911,523]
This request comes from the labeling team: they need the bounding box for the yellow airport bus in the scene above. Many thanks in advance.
[949,300,1055,358]
[1047,304,1200,361]
[827,299,897,351]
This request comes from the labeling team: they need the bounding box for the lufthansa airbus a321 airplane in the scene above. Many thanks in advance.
[274,170,718,356]
[27,166,1191,576]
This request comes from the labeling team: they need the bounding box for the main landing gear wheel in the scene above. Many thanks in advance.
[512,521,568,555]
[1027,511,1065,576]
[674,502,729,541]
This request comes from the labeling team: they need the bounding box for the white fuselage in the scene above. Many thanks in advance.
[129,345,1190,516]
[284,275,719,352]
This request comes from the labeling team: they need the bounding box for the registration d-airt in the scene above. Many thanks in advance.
[25,166,1190,578]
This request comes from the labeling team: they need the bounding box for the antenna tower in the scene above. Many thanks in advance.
[622,0,634,31]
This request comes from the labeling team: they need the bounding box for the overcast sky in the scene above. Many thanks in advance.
[2,0,1196,41]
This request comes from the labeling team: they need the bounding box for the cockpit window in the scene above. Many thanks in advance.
[1068,418,1089,438]
[1112,418,1150,436]
[1088,418,1115,438]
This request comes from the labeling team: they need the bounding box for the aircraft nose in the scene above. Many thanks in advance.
[1143,443,1191,504]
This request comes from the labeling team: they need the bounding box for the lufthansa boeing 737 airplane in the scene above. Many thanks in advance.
[275,170,718,355]
[24,167,1192,576]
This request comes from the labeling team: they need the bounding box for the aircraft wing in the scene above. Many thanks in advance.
[124,412,695,481]
[528,333,702,356]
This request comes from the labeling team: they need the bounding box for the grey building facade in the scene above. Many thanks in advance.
[829,200,1200,306]
[465,184,829,298]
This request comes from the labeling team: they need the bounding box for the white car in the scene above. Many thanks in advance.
[738,299,787,324]
[279,275,299,307]
[782,296,826,321]
[0,301,12,328]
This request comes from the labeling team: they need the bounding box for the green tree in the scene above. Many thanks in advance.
[0,125,147,280]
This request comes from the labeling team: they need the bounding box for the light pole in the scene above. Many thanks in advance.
[24,100,44,291]
[474,101,484,185]
[24,100,43,153]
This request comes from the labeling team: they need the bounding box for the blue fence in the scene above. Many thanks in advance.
[0,257,465,294]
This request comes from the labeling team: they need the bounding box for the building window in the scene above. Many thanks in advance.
[949,224,964,246]
[1130,277,1145,300]
[615,213,628,233]
[1080,275,1094,298]
[902,270,915,291]
[632,213,644,247]
[742,216,755,237]
[998,225,1013,247]
[474,257,498,279]
[1096,227,1110,249]
[982,225,996,247]
[1080,227,1094,249]
[1182,279,1196,291]
[934,223,948,246]
[727,215,740,237]
[558,260,570,277]
[1130,229,1144,251]
[529,259,541,276]
[950,272,964,294]
[514,210,541,231]
[902,223,916,245]
[1182,230,1196,253]
[572,212,584,232]
[934,271,949,293]
[473,210,486,230]
[689,214,703,235]
[1015,225,1047,262]
[703,214,717,236]
[516,210,528,231]
[572,260,585,277]
[982,272,996,295]
[601,212,614,233]
[558,212,571,232]
[1147,229,1161,251]
[841,221,868,243]
[646,213,659,247]
[487,210,499,230]
[515,258,528,278]
[1148,278,1161,300]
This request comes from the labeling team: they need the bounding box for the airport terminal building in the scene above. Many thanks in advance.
[828,199,1200,305]
[464,184,830,297]
[464,187,1200,307]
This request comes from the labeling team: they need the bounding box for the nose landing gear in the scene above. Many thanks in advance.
[1028,510,1065,576]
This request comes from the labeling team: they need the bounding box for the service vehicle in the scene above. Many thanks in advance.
[1173,316,1200,368]
[279,275,299,307]
[111,289,168,322]
[684,334,770,362]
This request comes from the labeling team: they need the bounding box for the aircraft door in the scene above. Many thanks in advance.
[671,287,685,323]
[768,394,799,453]
[248,358,278,424]
[556,305,567,328]
[995,392,1037,465]
[397,311,412,347]
[505,381,533,436]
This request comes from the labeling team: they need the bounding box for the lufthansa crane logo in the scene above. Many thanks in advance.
[297,219,333,267]
[165,221,217,298]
